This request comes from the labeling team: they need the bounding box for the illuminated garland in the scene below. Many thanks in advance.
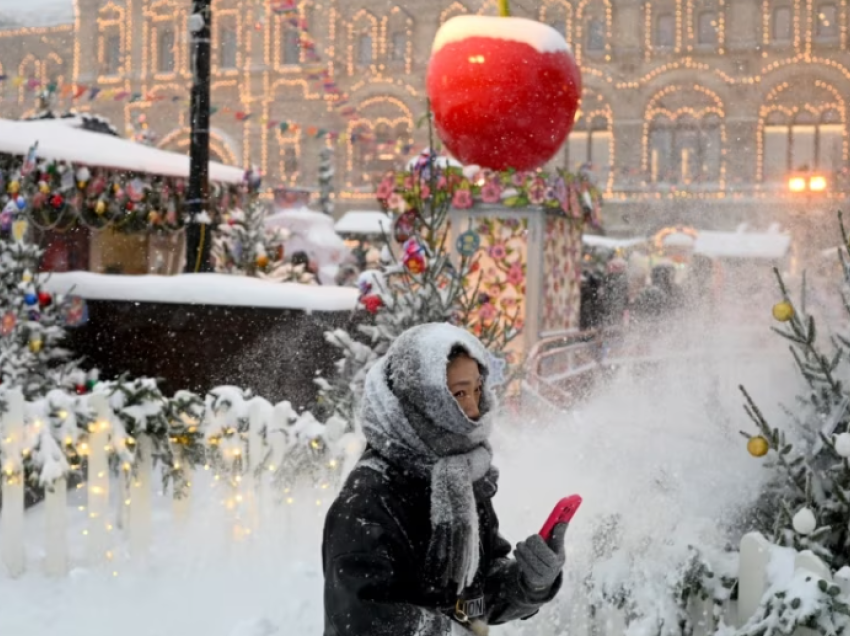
[376,164,603,228]
[0,150,252,234]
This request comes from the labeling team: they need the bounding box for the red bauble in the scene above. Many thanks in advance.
[75,384,87,395]
[125,201,135,212]
[361,294,383,315]
[426,15,581,171]
[49,194,64,209]
[37,291,52,307]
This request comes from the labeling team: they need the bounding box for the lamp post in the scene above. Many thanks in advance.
[185,0,213,273]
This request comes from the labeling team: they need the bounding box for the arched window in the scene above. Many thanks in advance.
[219,24,237,69]
[389,31,407,62]
[763,110,844,180]
[655,13,675,47]
[815,2,838,38]
[282,27,300,65]
[158,27,176,73]
[771,6,792,42]
[103,34,122,75]
[648,114,721,184]
[357,32,373,67]
[697,10,718,46]
[566,115,611,184]
[586,18,605,51]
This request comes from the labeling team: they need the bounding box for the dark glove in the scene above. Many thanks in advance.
[515,524,567,592]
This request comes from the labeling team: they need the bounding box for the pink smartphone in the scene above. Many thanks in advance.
[539,495,583,541]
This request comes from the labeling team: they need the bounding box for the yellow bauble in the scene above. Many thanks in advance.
[77,181,86,190]
[39,182,50,194]
[747,436,769,457]
[8,180,20,195]
[148,211,161,224]
[256,254,270,268]
[29,339,43,353]
[95,200,107,216]
[772,301,794,322]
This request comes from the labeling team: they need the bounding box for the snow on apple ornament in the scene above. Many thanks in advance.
[426,0,581,171]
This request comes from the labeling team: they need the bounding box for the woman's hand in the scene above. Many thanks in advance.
[514,524,567,592]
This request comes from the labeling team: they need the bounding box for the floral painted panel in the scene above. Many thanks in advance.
[461,215,528,361]
[541,214,582,334]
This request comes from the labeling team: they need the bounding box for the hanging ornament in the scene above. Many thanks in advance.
[15,196,26,211]
[0,311,16,335]
[21,271,32,284]
[456,229,481,257]
[76,166,91,187]
[834,432,850,458]
[256,254,270,269]
[24,292,38,306]
[125,201,135,212]
[64,296,89,327]
[21,143,38,176]
[361,294,383,315]
[772,301,794,322]
[60,170,74,190]
[426,8,581,170]
[404,252,427,275]
[127,178,146,202]
[12,219,28,241]
[394,210,417,244]
[37,291,52,307]
[148,211,161,225]
[7,180,20,195]
[0,210,12,233]
[747,435,769,457]
[29,338,43,353]
[792,507,817,535]
[49,193,64,209]
[28,309,40,321]
[38,181,50,194]
[75,384,87,396]
[85,378,97,392]
[95,199,107,216]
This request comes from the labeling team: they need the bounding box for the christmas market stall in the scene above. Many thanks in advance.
[375,162,603,357]
[0,115,248,275]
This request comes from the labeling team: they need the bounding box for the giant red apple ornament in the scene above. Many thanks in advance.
[426,2,581,171]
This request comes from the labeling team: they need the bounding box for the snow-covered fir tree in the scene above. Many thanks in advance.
[0,218,87,399]
[316,114,519,427]
[318,147,335,217]
[212,197,314,283]
[591,216,850,636]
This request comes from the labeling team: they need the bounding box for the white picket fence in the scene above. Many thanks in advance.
[0,386,361,578]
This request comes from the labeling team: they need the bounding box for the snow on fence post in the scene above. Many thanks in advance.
[0,389,26,577]
[736,532,773,627]
[246,399,270,534]
[129,434,153,556]
[44,478,68,576]
[87,393,112,566]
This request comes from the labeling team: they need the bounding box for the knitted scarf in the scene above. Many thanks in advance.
[359,323,498,593]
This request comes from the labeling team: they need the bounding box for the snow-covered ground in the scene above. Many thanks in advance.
[0,318,797,636]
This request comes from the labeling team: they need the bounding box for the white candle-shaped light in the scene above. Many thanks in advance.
[129,435,153,556]
[0,389,26,577]
[44,477,67,576]
[87,393,111,566]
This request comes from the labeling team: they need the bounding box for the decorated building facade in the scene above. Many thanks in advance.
[0,0,848,231]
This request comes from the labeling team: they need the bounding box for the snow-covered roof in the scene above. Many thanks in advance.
[334,211,393,236]
[0,117,245,183]
[42,272,358,312]
[693,231,791,260]
[0,0,74,29]
[265,207,351,282]
[583,235,646,250]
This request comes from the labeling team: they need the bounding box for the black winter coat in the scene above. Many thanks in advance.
[322,449,560,636]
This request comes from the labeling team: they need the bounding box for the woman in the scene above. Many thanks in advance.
[322,324,567,636]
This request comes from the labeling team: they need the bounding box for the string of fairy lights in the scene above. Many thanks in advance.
[0,0,848,199]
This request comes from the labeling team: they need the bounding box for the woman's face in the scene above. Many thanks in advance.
[447,353,482,421]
